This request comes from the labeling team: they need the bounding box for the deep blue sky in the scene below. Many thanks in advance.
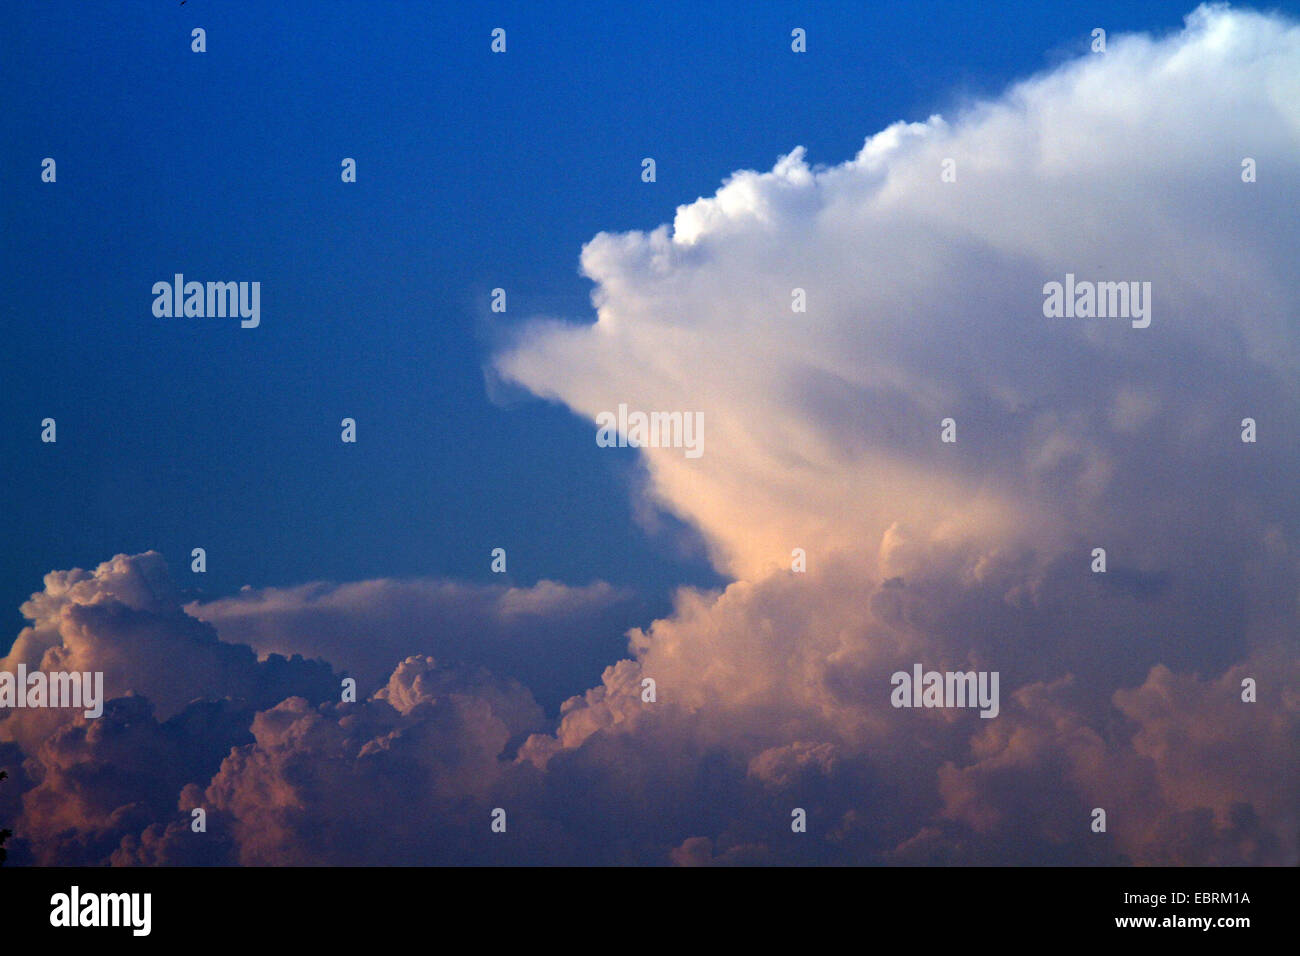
[4,0,1290,639]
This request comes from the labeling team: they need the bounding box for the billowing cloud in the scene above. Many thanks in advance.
[0,555,552,864]
[114,656,545,866]
[495,4,1300,591]
[1,552,337,735]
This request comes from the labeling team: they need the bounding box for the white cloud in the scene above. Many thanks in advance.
[495,4,1300,584]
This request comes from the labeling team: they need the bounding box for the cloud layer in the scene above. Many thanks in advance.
[187,576,637,711]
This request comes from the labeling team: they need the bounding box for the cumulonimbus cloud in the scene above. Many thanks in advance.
[494,3,1300,588]
[486,2,1300,862]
